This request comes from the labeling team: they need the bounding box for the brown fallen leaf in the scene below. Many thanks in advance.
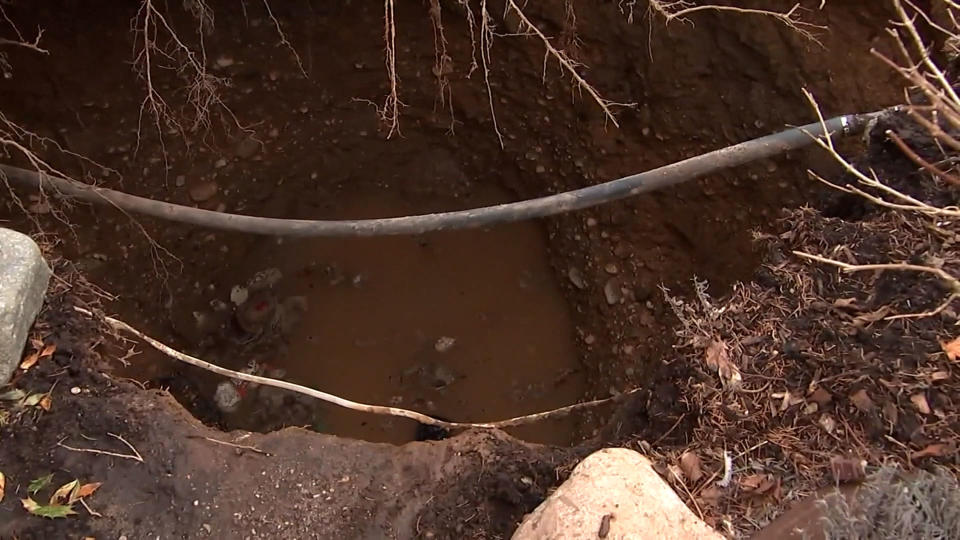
[19,352,40,371]
[809,387,833,406]
[911,443,955,460]
[940,336,960,362]
[830,456,867,483]
[911,393,931,415]
[850,389,875,413]
[38,394,52,412]
[739,473,779,497]
[72,482,102,502]
[698,485,722,507]
[39,344,56,358]
[882,401,899,425]
[679,451,703,483]
[0,471,5,503]
[704,340,742,389]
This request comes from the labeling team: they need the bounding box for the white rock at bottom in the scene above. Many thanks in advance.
[513,447,723,540]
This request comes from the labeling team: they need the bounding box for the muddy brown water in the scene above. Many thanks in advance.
[132,183,589,445]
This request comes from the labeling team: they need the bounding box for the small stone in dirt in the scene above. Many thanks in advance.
[604,278,623,305]
[586,217,598,227]
[175,175,186,187]
[216,56,234,68]
[584,334,596,345]
[268,127,280,138]
[230,286,249,306]
[189,181,219,202]
[214,158,228,169]
[234,136,261,159]
[567,267,587,290]
[434,336,456,353]
[535,165,546,174]
[604,263,619,275]
[203,524,212,534]
[70,386,81,395]
[214,381,241,413]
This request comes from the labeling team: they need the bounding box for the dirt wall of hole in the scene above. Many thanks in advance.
[0,1,904,432]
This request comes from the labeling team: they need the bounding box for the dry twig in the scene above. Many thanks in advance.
[793,251,960,319]
[56,432,145,463]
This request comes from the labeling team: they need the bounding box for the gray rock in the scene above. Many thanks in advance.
[0,229,51,383]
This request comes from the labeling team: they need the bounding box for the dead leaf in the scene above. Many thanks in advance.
[809,387,833,406]
[882,401,899,425]
[23,393,45,407]
[850,389,875,413]
[50,480,79,506]
[915,443,955,460]
[0,471,5,503]
[38,394,52,412]
[940,336,960,362]
[21,497,76,519]
[679,451,703,483]
[73,482,102,502]
[929,371,950,383]
[39,344,56,358]
[19,352,39,371]
[830,456,867,483]
[698,485,722,507]
[911,393,931,415]
[0,389,26,401]
[704,340,742,389]
[739,474,780,497]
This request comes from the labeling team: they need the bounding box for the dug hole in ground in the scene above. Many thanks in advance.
[1,0,959,538]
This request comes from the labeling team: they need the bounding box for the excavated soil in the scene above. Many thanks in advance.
[0,0,931,538]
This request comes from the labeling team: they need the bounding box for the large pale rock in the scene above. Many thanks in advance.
[513,448,723,540]
[0,228,50,383]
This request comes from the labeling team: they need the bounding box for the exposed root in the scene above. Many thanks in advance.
[76,307,640,431]
[479,0,503,146]
[132,0,243,149]
[260,0,308,78]
[428,0,453,120]
[381,0,403,137]
[503,0,632,127]
[793,251,960,320]
[56,432,145,463]
[648,1,824,44]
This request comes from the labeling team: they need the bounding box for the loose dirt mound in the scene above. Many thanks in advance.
[0,298,584,539]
